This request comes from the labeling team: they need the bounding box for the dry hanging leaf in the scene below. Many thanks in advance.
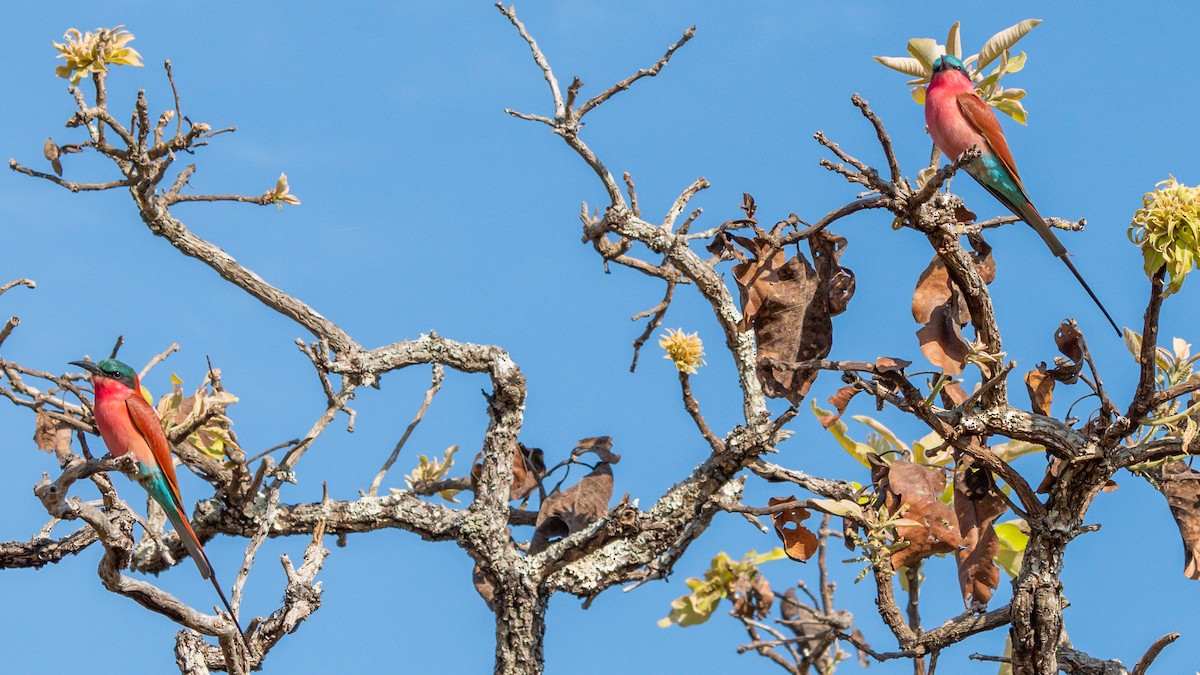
[730,571,775,620]
[911,238,995,374]
[728,229,854,404]
[1055,321,1084,363]
[529,463,614,554]
[953,454,1006,606]
[817,386,859,429]
[875,356,912,374]
[571,436,621,464]
[768,496,818,561]
[33,409,72,455]
[1155,460,1200,580]
[43,138,62,177]
[470,443,546,502]
[942,382,971,407]
[1024,367,1055,416]
[877,459,962,570]
[473,563,496,611]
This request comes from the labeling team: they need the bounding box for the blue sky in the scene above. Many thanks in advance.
[1,2,1197,673]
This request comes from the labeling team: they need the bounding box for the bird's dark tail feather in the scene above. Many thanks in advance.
[1058,254,1121,336]
[170,507,248,645]
[987,189,1121,337]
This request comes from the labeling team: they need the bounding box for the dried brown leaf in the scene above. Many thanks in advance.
[1037,320,1086,384]
[817,386,859,429]
[954,455,1006,606]
[1155,460,1200,580]
[955,204,978,224]
[473,563,495,611]
[768,496,818,562]
[33,410,72,454]
[571,436,620,464]
[732,230,854,404]
[916,305,969,374]
[730,572,775,620]
[471,443,547,502]
[1055,321,1084,363]
[529,463,614,554]
[942,382,971,407]
[875,356,912,374]
[1036,456,1062,494]
[1024,367,1055,416]
[43,138,63,176]
[878,459,962,570]
[911,239,995,374]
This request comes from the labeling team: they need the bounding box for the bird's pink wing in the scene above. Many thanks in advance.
[125,395,185,510]
[956,93,1024,187]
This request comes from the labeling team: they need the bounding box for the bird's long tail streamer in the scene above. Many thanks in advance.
[1058,255,1120,336]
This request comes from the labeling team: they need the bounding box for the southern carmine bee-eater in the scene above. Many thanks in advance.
[71,357,243,639]
[924,54,1120,336]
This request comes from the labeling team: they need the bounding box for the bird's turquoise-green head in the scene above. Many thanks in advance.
[931,54,967,75]
[70,357,138,390]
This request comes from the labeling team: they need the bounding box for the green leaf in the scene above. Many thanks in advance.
[812,401,874,467]
[977,19,1042,72]
[851,415,909,454]
[945,22,961,60]
[751,547,787,565]
[994,98,1028,125]
[906,37,943,68]
[874,55,929,77]
[996,87,1027,101]
[994,519,1029,577]
[911,84,927,105]
[1004,51,1027,74]
[991,439,1043,462]
[912,430,946,465]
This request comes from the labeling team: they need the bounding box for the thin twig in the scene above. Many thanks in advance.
[679,371,724,452]
[629,280,675,372]
[576,26,696,118]
[139,343,181,380]
[495,3,564,118]
[367,364,444,496]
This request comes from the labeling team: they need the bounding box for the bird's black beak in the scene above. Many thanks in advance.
[70,360,103,376]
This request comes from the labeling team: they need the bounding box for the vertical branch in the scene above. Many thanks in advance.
[1128,268,1166,419]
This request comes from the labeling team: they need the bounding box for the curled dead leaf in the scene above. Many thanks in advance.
[875,356,912,374]
[571,436,620,464]
[470,443,546,502]
[876,459,962,570]
[473,564,496,611]
[730,572,775,620]
[817,386,859,429]
[954,454,1006,606]
[729,229,854,404]
[1024,367,1055,416]
[33,409,72,455]
[768,496,818,562]
[1055,321,1084,363]
[911,238,995,374]
[529,463,614,554]
[1154,461,1200,580]
[43,138,63,177]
